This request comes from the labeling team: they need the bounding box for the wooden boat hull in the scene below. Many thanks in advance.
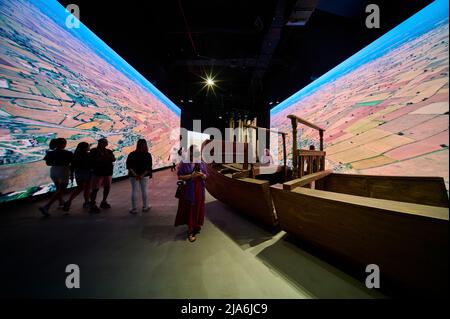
[205,164,277,227]
[271,173,449,297]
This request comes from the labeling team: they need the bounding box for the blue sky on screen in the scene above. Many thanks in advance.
[36,0,181,116]
[271,0,449,115]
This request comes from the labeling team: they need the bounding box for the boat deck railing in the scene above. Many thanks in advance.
[297,149,326,178]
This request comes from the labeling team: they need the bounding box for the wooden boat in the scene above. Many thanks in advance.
[270,114,449,296]
[270,171,449,296]
[205,162,277,226]
[203,137,286,227]
[202,114,449,296]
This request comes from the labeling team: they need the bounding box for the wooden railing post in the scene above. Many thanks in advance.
[290,116,298,178]
[319,129,324,151]
[319,130,325,170]
[282,133,287,181]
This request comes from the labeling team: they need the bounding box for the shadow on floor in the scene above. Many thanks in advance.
[256,233,385,299]
[205,200,277,248]
[141,224,187,245]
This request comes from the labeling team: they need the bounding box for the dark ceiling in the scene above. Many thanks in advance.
[57,0,432,131]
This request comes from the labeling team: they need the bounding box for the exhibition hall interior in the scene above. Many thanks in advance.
[0,0,448,299]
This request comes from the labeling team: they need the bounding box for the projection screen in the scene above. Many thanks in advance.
[0,0,181,202]
[270,0,449,189]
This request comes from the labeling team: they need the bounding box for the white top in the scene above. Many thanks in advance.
[260,154,274,165]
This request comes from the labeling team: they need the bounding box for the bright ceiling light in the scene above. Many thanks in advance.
[199,71,220,96]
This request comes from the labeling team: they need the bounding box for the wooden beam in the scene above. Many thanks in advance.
[290,116,298,178]
[319,129,324,151]
[232,170,251,179]
[243,124,287,136]
[282,133,287,180]
[298,150,326,156]
[287,114,325,132]
[293,187,449,221]
[283,169,333,190]
[221,164,244,172]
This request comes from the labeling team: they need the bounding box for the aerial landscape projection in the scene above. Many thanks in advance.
[0,0,180,202]
[271,0,449,189]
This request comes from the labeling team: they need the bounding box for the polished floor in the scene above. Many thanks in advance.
[0,169,383,298]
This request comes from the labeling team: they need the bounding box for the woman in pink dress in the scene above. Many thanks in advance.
[174,145,207,242]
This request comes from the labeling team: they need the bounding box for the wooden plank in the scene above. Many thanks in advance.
[205,164,277,226]
[319,129,324,151]
[297,150,326,156]
[290,116,298,178]
[283,170,333,190]
[253,165,283,176]
[323,173,449,208]
[232,170,251,179]
[270,185,449,296]
[282,133,287,181]
[287,114,326,131]
[221,163,245,172]
[243,124,287,136]
[292,187,449,221]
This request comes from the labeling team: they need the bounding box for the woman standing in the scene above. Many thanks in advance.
[175,145,207,242]
[126,139,153,214]
[63,142,92,211]
[39,138,73,217]
[46,138,64,209]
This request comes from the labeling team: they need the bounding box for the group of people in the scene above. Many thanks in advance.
[40,137,152,216]
[40,138,207,242]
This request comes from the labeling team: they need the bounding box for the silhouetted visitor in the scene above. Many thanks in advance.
[46,138,58,154]
[63,142,92,211]
[260,148,274,165]
[45,138,64,208]
[126,139,153,214]
[89,138,115,213]
[39,138,73,217]
[168,147,179,172]
[175,145,207,242]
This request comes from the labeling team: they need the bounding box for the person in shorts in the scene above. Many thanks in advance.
[63,142,92,212]
[89,138,115,213]
[39,138,73,217]
[46,138,65,208]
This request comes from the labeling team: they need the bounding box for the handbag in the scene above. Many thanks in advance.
[175,180,185,198]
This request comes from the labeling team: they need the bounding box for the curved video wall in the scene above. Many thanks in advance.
[271,0,449,188]
[0,0,180,202]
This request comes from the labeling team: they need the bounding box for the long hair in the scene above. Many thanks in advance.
[74,142,89,157]
[49,138,58,150]
[136,139,148,153]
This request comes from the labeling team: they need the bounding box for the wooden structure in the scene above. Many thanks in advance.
[200,113,449,297]
[205,163,277,226]
[287,114,326,178]
[243,124,288,180]
[271,172,449,296]
[202,140,278,226]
